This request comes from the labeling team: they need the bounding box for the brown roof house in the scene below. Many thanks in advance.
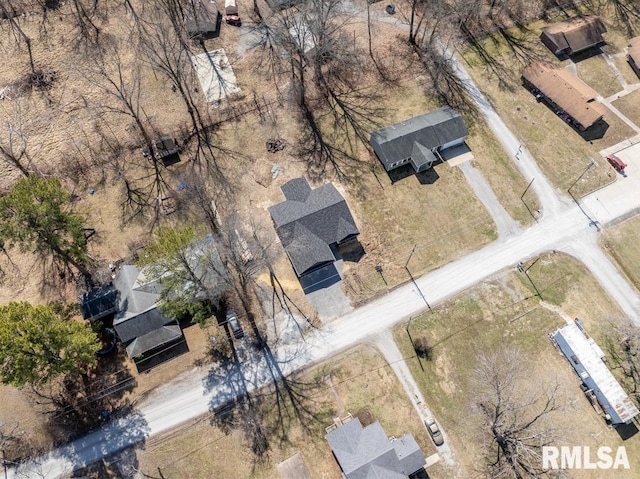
[268,177,359,293]
[326,417,426,478]
[540,15,607,56]
[627,36,640,78]
[522,62,606,131]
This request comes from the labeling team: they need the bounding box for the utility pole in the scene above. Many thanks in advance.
[405,245,430,309]
[520,257,542,300]
[520,178,537,223]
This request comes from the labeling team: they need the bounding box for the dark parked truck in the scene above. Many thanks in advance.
[225,0,241,26]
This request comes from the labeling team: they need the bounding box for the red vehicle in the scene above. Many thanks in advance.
[225,0,241,26]
[606,154,627,172]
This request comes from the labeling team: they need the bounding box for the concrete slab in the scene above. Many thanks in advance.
[277,452,311,479]
[305,260,353,322]
[191,49,240,103]
[440,143,475,167]
[583,140,640,224]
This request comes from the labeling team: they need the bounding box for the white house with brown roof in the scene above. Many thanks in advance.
[522,62,606,131]
[540,15,607,56]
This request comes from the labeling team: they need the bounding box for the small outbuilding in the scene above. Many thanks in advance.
[522,62,606,131]
[370,106,468,173]
[551,320,640,425]
[627,36,640,78]
[540,15,607,56]
[184,0,220,39]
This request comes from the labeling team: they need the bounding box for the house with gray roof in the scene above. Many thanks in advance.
[113,265,184,361]
[268,178,359,279]
[326,418,426,478]
[370,106,468,174]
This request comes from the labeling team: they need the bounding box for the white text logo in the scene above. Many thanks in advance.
[542,446,629,470]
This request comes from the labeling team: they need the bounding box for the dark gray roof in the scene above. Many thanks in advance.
[81,284,117,321]
[113,265,183,358]
[326,418,425,479]
[265,0,303,12]
[370,106,468,169]
[114,308,182,358]
[268,178,359,276]
[184,0,219,36]
[410,142,437,171]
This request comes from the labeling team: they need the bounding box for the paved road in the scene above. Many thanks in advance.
[10,188,640,479]
[9,8,640,479]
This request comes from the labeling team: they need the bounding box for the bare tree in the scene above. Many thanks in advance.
[0,0,37,76]
[83,39,169,217]
[0,101,33,177]
[472,348,565,479]
[603,321,640,403]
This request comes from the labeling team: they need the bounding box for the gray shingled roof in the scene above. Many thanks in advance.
[370,106,468,170]
[115,308,183,358]
[268,178,359,276]
[80,284,117,321]
[113,265,182,358]
[326,418,425,479]
[184,0,219,36]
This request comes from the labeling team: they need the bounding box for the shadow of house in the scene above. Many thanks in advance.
[370,106,468,181]
[326,417,427,478]
[113,265,186,372]
[268,177,360,293]
[627,36,640,78]
[522,62,607,133]
[184,0,221,40]
[540,15,607,57]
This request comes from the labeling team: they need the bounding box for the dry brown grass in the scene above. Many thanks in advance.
[466,118,541,225]
[394,252,640,478]
[575,54,623,98]
[600,215,640,293]
[135,345,434,479]
[612,55,640,86]
[612,88,640,127]
[460,9,639,196]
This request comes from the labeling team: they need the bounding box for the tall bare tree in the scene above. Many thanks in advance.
[472,348,565,479]
[84,40,169,216]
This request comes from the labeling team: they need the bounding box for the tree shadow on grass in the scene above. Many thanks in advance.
[203,317,332,465]
[11,410,150,478]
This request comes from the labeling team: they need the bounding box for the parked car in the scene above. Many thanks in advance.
[226,309,244,339]
[424,417,444,446]
[606,154,627,173]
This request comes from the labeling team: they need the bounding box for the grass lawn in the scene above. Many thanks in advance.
[393,252,639,478]
[461,23,635,197]
[466,118,540,226]
[575,54,624,98]
[612,88,640,128]
[600,215,640,293]
[135,345,435,479]
[612,56,640,87]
